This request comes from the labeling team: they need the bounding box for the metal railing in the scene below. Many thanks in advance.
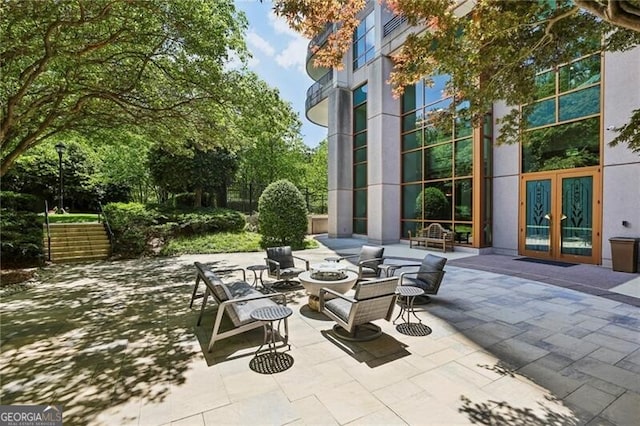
[305,70,333,112]
[383,15,408,37]
[98,201,114,247]
[44,200,52,261]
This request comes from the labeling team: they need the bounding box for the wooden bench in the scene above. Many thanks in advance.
[408,223,454,252]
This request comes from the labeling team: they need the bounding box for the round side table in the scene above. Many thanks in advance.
[393,286,432,336]
[246,264,269,289]
[249,305,294,374]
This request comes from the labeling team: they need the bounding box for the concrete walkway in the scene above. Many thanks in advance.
[1,238,639,425]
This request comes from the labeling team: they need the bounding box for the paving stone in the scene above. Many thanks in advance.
[201,390,298,425]
[582,331,640,354]
[600,391,640,426]
[314,381,384,425]
[538,333,600,361]
[564,383,618,417]
[589,347,628,365]
[571,357,640,393]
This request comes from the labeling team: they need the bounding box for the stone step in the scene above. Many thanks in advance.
[43,222,112,263]
[49,253,110,263]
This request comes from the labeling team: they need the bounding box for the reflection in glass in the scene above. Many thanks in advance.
[354,147,367,163]
[455,101,472,139]
[402,151,422,182]
[402,221,421,240]
[559,86,600,121]
[425,143,452,179]
[522,117,599,172]
[420,182,452,220]
[353,84,367,105]
[524,98,555,128]
[402,184,422,219]
[454,224,473,244]
[424,75,451,106]
[353,218,367,234]
[402,111,417,132]
[561,176,593,256]
[454,179,472,221]
[455,138,473,177]
[402,131,422,151]
[525,180,551,252]
[535,71,555,99]
[559,55,600,92]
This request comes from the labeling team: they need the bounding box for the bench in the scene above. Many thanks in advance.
[408,223,454,252]
[193,262,288,352]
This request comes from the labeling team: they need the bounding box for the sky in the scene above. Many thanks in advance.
[234,0,328,149]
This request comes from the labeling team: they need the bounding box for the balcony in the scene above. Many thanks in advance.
[306,23,334,81]
[305,70,332,127]
[383,15,408,38]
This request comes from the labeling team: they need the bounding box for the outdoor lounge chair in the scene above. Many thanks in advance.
[397,254,447,304]
[334,245,385,280]
[265,246,309,288]
[319,277,398,341]
[193,262,288,352]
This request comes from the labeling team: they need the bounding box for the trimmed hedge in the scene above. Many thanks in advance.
[103,202,244,258]
[1,208,44,269]
[258,180,308,249]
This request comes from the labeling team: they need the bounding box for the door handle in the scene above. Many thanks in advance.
[544,213,552,254]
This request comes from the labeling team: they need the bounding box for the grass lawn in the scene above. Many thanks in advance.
[46,213,101,223]
[161,232,319,255]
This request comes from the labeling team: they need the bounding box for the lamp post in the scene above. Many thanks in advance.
[55,143,65,213]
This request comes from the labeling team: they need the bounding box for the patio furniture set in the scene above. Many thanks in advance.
[190,245,447,373]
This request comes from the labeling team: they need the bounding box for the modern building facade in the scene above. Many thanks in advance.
[305,1,640,268]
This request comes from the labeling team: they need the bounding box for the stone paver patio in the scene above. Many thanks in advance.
[1,240,639,425]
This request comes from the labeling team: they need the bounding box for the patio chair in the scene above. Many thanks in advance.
[397,254,447,304]
[194,262,288,352]
[319,277,398,341]
[265,246,310,288]
[334,245,385,280]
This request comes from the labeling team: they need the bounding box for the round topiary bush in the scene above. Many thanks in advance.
[258,180,308,249]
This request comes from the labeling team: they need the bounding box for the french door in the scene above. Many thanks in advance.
[519,168,601,264]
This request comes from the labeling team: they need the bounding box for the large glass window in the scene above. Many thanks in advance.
[401,75,482,244]
[522,53,601,172]
[353,12,375,70]
[353,84,368,234]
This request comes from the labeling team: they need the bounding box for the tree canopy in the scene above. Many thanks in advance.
[275,0,640,151]
[0,0,249,176]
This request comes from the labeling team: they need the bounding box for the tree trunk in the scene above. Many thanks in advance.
[216,185,227,208]
[194,187,203,208]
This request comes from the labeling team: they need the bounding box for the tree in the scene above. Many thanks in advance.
[274,0,640,151]
[0,0,248,176]
[148,144,238,208]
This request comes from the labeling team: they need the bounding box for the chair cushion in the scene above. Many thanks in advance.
[324,298,351,322]
[199,267,230,302]
[279,267,305,279]
[266,246,295,272]
[223,281,278,326]
[358,245,384,273]
[417,254,447,284]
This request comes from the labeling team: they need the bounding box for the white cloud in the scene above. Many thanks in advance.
[275,37,308,73]
[246,31,275,57]
[268,11,305,39]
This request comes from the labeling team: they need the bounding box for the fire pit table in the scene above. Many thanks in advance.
[298,263,359,311]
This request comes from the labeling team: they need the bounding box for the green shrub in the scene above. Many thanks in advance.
[103,202,245,257]
[1,209,44,268]
[258,180,308,249]
[0,191,42,212]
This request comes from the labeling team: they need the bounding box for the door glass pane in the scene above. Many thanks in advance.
[561,176,593,256]
[525,179,551,252]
